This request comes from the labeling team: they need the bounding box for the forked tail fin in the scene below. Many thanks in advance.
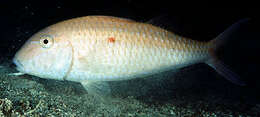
[206,19,250,86]
[206,54,246,86]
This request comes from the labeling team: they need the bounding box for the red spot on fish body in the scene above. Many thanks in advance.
[108,37,116,43]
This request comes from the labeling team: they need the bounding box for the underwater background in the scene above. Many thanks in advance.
[0,0,259,116]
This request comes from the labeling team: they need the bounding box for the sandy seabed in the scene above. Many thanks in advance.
[0,57,259,117]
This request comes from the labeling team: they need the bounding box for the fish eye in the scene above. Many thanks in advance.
[40,35,54,48]
[43,39,48,44]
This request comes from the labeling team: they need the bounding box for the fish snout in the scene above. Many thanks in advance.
[12,57,24,72]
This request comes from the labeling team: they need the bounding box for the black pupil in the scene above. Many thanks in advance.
[43,39,48,44]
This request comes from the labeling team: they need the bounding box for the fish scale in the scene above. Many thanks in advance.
[13,16,246,96]
[48,16,210,81]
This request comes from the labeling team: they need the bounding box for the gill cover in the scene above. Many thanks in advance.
[39,35,73,80]
[14,33,73,80]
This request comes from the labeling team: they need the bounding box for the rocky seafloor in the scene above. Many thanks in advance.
[0,57,259,117]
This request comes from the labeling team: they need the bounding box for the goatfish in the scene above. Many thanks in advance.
[12,16,246,96]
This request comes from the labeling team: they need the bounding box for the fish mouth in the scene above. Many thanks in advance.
[12,58,24,72]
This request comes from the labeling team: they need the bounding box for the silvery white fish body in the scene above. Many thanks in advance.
[13,16,246,96]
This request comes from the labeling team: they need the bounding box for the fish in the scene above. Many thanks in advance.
[12,16,247,96]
